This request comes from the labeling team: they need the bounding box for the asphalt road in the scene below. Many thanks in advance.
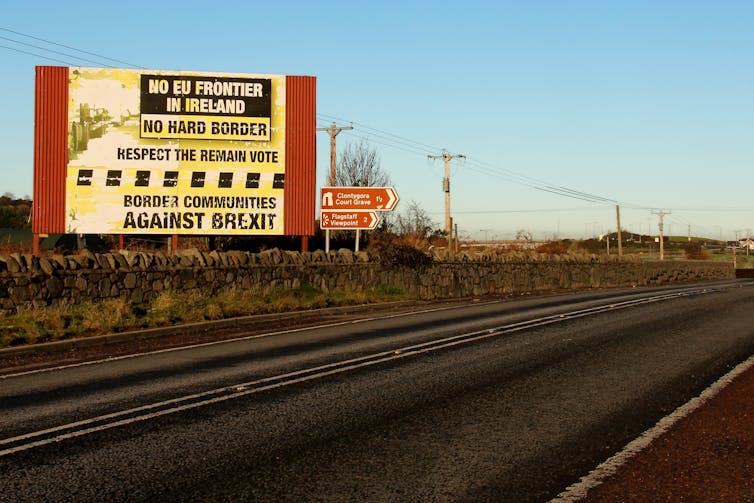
[1,280,753,502]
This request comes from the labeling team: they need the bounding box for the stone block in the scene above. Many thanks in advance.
[9,285,30,302]
[8,254,24,273]
[72,254,94,269]
[124,273,137,289]
[39,257,56,276]
[46,277,64,297]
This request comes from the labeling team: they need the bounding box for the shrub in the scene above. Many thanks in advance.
[368,243,433,269]
[685,241,707,260]
[536,240,571,255]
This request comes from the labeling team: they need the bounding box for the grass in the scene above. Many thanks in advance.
[0,285,410,349]
[702,250,753,268]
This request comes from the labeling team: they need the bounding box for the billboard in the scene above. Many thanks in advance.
[63,67,289,235]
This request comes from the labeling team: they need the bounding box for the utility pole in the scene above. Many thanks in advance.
[454,222,459,254]
[615,205,623,257]
[652,209,671,260]
[317,122,353,185]
[428,150,465,251]
[316,123,353,253]
[732,230,742,267]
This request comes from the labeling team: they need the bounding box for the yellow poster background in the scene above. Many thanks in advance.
[65,67,286,235]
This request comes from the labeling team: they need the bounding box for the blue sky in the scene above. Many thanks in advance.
[2,1,753,240]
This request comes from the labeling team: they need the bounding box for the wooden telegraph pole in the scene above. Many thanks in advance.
[316,123,353,253]
[652,209,671,260]
[616,205,623,257]
[317,122,353,185]
[428,150,465,253]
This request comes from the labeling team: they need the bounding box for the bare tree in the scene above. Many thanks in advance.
[334,140,391,187]
[392,200,440,247]
[329,140,394,247]
[515,229,533,241]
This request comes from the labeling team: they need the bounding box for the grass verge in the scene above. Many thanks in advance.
[0,285,410,349]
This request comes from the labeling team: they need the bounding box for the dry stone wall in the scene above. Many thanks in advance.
[0,248,735,312]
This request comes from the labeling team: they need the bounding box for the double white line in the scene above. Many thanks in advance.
[0,288,710,457]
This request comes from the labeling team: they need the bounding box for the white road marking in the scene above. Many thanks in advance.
[551,353,754,502]
[1,287,715,380]
[0,289,713,458]
[0,300,499,380]
[0,290,708,457]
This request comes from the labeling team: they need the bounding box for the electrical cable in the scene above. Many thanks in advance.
[0,27,142,68]
[0,43,77,66]
[0,34,111,67]
[3,27,742,239]
[316,116,739,238]
[314,114,752,239]
[317,112,650,208]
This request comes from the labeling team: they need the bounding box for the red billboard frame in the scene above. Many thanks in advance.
[32,67,315,251]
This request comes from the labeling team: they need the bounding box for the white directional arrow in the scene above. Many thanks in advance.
[380,187,399,211]
[360,212,379,229]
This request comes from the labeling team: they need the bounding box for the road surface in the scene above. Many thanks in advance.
[1,280,753,501]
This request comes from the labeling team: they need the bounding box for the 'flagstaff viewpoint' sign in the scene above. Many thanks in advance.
[65,67,286,235]
[320,210,379,230]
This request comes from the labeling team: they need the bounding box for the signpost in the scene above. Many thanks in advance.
[320,186,399,251]
[320,210,379,230]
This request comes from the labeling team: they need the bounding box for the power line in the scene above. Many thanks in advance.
[3,28,742,238]
[316,117,437,158]
[450,206,612,215]
[531,185,613,204]
[317,113,651,208]
[315,120,430,157]
[0,43,77,66]
[317,113,441,152]
[319,120,618,204]
[315,117,749,236]
[0,27,142,68]
[331,130,434,158]
[0,34,111,67]
[319,118,735,238]
[661,206,754,212]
